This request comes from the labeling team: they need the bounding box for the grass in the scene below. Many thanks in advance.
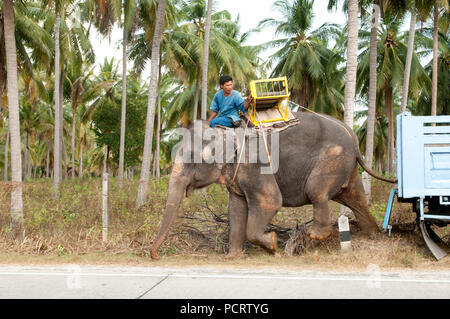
[0,176,449,271]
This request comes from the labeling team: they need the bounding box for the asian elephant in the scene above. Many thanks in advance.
[150,112,396,259]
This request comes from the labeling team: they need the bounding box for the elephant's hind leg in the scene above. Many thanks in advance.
[226,193,248,259]
[304,162,347,240]
[333,167,378,235]
[306,197,333,240]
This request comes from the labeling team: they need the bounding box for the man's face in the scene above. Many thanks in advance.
[221,81,233,95]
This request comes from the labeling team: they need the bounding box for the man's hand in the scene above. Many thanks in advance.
[208,111,218,122]
[244,95,253,110]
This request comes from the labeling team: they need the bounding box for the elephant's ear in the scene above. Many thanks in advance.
[200,128,239,169]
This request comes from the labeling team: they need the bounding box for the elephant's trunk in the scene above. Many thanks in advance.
[150,172,189,260]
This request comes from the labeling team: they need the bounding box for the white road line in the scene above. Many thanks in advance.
[0,272,449,284]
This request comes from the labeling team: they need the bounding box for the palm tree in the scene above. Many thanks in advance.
[80,57,119,126]
[52,0,62,197]
[137,0,167,207]
[3,0,24,239]
[362,0,380,201]
[0,2,52,183]
[431,0,440,116]
[67,62,86,179]
[96,0,139,188]
[412,15,449,115]
[200,0,213,120]
[153,52,162,178]
[400,1,417,113]
[401,0,435,114]
[358,9,430,174]
[4,125,9,181]
[118,1,132,188]
[81,57,122,177]
[356,108,389,173]
[0,1,52,97]
[138,1,255,123]
[363,0,406,199]
[19,75,43,180]
[259,0,341,108]
[38,0,95,185]
[344,0,359,129]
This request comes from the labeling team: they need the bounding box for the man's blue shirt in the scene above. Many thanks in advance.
[210,90,247,123]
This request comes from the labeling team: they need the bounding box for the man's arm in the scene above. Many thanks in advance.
[208,111,218,122]
[208,93,220,123]
[244,95,253,110]
[238,95,253,113]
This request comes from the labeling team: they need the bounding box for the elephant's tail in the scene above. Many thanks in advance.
[336,116,398,184]
[350,130,397,184]
[356,155,397,184]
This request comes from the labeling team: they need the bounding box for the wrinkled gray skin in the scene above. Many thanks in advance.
[150,112,394,260]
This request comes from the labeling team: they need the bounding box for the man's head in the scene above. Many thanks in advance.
[219,75,233,95]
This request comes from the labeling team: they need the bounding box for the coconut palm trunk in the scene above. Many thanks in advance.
[63,136,69,179]
[341,0,359,216]
[363,1,380,203]
[193,65,201,121]
[71,110,76,179]
[60,68,66,180]
[400,5,416,113]
[118,27,128,188]
[4,0,24,239]
[71,76,84,179]
[46,144,50,178]
[153,53,162,178]
[103,145,108,175]
[344,0,358,129]
[23,133,28,181]
[136,0,167,207]
[385,84,395,174]
[200,0,213,120]
[4,126,9,181]
[155,102,161,178]
[79,142,83,178]
[53,6,61,198]
[431,0,439,116]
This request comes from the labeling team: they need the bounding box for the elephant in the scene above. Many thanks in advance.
[150,112,396,260]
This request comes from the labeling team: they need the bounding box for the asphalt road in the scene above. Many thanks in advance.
[0,265,449,299]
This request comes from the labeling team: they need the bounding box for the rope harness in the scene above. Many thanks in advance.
[229,101,290,185]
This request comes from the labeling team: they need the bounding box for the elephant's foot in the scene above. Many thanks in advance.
[225,250,245,260]
[358,220,379,237]
[307,222,332,240]
[261,231,278,255]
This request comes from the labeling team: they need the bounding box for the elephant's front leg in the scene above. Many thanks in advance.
[226,193,248,259]
[246,193,282,254]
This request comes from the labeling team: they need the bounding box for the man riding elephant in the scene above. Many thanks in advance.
[208,75,253,128]
[150,109,396,260]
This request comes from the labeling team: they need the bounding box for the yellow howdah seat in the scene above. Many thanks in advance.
[247,76,295,127]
